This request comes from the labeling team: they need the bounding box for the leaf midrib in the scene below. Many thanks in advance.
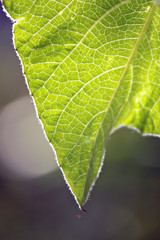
[81,1,157,206]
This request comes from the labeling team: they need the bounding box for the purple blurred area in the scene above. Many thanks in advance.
[0,2,160,240]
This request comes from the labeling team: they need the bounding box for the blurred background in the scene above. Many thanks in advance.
[0,2,160,240]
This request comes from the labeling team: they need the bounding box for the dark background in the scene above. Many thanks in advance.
[0,2,160,239]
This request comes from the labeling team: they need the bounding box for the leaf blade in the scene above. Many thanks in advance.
[2,0,160,206]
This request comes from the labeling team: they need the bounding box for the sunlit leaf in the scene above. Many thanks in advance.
[2,0,160,207]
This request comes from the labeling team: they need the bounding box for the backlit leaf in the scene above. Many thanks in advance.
[2,0,160,207]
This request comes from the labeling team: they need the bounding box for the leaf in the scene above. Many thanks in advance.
[2,0,160,207]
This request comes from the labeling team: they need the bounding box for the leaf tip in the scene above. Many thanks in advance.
[81,206,88,213]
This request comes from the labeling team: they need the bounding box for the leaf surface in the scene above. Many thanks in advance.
[2,0,160,206]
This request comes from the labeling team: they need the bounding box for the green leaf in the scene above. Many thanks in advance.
[2,0,160,207]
